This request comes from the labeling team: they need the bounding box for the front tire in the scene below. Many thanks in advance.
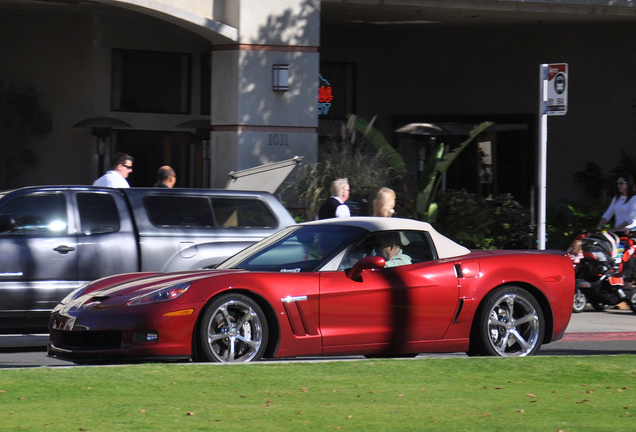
[572,290,587,313]
[198,293,268,363]
[469,286,544,357]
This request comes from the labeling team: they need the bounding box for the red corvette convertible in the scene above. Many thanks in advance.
[48,217,574,363]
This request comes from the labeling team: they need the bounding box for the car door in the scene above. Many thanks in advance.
[319,244,460,355]
[74,190,139,280]
[0,191,79,314]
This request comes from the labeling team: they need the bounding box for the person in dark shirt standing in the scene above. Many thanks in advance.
[153,166,177,188]
[318,178,351,219]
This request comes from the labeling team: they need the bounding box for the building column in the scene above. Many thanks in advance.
[209,0,320,188]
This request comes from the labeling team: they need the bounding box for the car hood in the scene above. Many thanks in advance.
[74,269,248,307]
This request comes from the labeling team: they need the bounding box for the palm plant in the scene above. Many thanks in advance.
[415,121,492,222]
[291,115,404,220]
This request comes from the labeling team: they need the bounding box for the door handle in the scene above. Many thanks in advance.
[54,245,75,254]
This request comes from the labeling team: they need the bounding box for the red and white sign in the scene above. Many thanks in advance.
[543,63,568,115]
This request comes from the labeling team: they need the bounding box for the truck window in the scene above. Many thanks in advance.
[211,198,276,227]
[144,196,214,227]
[77,193,120,235]
[0,194,67,235]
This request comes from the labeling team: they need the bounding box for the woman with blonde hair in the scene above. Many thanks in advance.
[373,187,396,217]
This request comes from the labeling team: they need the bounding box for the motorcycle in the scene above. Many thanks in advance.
[570,231,636,313]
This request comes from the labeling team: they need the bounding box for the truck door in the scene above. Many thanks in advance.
[0,191,79,315]
[74,190,139,280]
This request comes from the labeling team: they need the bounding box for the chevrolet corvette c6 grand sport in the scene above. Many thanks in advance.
[48,217,574,363]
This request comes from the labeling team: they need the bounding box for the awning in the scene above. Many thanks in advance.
[225,156,303,194]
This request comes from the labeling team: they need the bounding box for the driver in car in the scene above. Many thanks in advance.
[373,232,412,268]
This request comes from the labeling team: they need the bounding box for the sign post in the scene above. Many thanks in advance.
[538,63,568,249]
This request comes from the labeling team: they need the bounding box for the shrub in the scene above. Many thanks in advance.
[433,189,534,249]
[546,199,608,251]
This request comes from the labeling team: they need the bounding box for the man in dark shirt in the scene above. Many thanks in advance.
[153,166,177,188]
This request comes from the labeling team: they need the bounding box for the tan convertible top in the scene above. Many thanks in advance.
[302,217,470,259]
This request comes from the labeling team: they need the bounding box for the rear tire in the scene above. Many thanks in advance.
[198,293,268,363]
[469,286,544,357]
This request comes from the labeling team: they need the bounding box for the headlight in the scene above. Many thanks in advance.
[128,282,191,306]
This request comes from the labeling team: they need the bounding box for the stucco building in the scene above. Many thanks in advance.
[2,0,636,210]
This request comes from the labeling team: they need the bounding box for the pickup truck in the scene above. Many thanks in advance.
[0,186,295,333]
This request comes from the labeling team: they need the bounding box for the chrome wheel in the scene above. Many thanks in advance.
[472,286,544,357]
[572,290,587,313]
[199,294,268,363]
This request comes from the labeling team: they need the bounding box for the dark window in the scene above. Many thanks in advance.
[144,195,277,228]
[145,196,214,227]
[0,194,67,236]
[342,230,437,268]
[200,54,211,115]
[211,198,276,227]
[111,49,191,114]
[400,231,438,262]
[77,193,120,235]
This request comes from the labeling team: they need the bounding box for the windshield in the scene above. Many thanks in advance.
[217,225,367,272]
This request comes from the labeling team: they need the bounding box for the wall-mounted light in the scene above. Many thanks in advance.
[272,64,289,91]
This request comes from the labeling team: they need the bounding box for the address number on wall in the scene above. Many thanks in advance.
[269,134,289,146]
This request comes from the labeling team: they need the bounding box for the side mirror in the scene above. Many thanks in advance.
[0,214,15,232]
[346,256,385,282]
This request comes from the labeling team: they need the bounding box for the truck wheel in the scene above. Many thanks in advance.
[469,286,544,357]
[198,293,268,362]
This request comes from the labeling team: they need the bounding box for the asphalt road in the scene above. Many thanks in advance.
[1,308,635,368]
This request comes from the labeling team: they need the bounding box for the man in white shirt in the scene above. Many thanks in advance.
[93,153,134,188]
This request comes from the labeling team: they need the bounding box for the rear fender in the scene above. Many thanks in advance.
[455,253,574,343]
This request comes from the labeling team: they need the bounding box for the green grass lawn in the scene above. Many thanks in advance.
[1,355,635,431]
